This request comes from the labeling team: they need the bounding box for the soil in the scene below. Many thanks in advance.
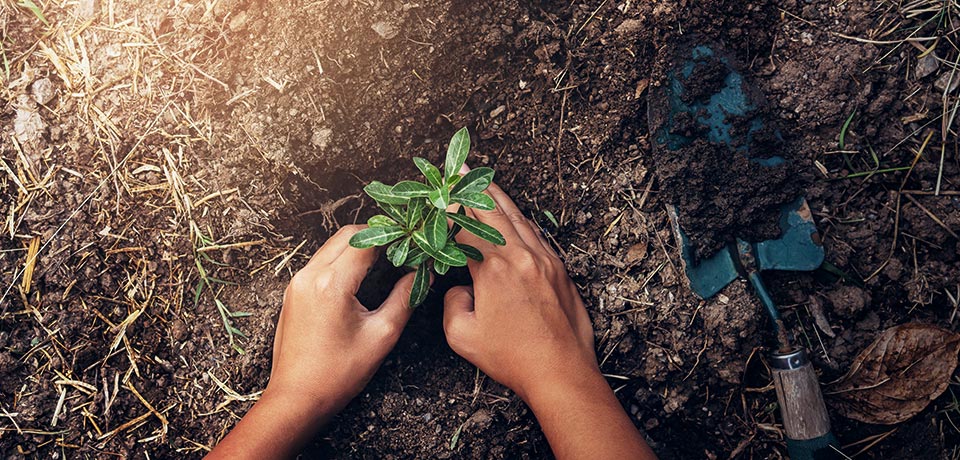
[2,0,960,459]
[648,40,803,258]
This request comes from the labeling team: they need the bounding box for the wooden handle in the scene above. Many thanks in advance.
[770,350,832,441]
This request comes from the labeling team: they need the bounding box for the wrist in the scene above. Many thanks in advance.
[518,361,608,408]
[261,381,350,427]
[518,364,656,460]
[207,385,341,459]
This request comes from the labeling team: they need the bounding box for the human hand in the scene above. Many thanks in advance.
[441,171,655,460]
[265,224,420,416]
[441,175,597,402]
[207,225,421,459]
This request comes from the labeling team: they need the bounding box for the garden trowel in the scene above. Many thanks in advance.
[649,40,842,460]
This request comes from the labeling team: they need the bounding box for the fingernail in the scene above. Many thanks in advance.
[459,163,471,174]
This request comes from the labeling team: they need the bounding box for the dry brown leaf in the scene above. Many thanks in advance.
[826,323,960,425]
[625,241,649,266]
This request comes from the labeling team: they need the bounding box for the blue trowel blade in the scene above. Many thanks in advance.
[668,206,739,299]
[754,198,825,272]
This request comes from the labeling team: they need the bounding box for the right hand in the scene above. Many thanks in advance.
[442,176,598,401]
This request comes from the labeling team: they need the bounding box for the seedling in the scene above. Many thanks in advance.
[192,224,250,354]
[349,127,505,307]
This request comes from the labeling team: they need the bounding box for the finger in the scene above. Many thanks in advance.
[272,311,285,368]
[331,245,379,294]
[482,181,543,250]
[526,217,560,259]
[443,286,476,349]
[451,164,524,247]
[454,206,504,253]
[308,225,366,267]
[372,271,419,338]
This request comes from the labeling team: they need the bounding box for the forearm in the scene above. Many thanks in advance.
[206,390,338,459]
[524,370,657,460]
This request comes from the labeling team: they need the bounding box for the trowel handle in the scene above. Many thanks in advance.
[769,349,842,460]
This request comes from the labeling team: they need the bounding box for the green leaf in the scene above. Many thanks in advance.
[423,209,448,252]
[447,212,506,246]
[451,167,495,196]
[452,193,495,211]
[368,215,398,228]
[349,226,405,249]
[414,157,443,189]
[410,263,430,308]
[456,243,484,262]
[450,206,466,237]
[543,210,559,227]
[405,245,430,267]
[445,127,471,178]
[406,198,426,228]
[411,231,432,255]
[392,180,432,198]
[193,279,205,305]
[429,187,450,210]
[412,230,462,267]
[446,174,463,188]
[378,202,407,223]
[228,325,248,339]
[365,181,409,205]
[434,260,450,275]
[436,242,468,267]
[386,238,402,261]
[17,0,49,26]
[388,237,411,267]
[839,110,856,150]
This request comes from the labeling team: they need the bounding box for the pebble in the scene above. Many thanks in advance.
[31,78,56,105]
[644,418,660,430]
[14,95,45,145]
[170,320,188,342]
[916,53,939,79]
[372,21,400,40]
[614,19,644,38]
[229,11,249,32]
[489,105,506,118]
[311,127,333,150]
[77,0,98,19]
[934,72,959,93]
[464,409,493,431]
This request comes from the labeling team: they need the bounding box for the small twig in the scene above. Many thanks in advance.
[196,240,266,253]
[575,0,608,36]
[683,338,709,381]
[126,381,168,440]
[903,194,959,239]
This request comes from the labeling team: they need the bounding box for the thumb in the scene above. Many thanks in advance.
[374,272,419,336]
[443,286,475,347]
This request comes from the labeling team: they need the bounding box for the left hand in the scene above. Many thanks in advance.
[208,225,420,459]
[266,224,419,416]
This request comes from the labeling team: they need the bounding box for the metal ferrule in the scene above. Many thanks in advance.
[769,348,810,370]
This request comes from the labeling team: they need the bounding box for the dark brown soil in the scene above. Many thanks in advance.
[3,0,960,459]
[648,40,803,258]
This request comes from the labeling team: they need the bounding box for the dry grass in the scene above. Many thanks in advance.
[0,0,299,455]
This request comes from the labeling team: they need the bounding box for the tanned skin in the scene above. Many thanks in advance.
[207,167,657,460]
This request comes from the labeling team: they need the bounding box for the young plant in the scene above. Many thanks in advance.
[349,127,505,307]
